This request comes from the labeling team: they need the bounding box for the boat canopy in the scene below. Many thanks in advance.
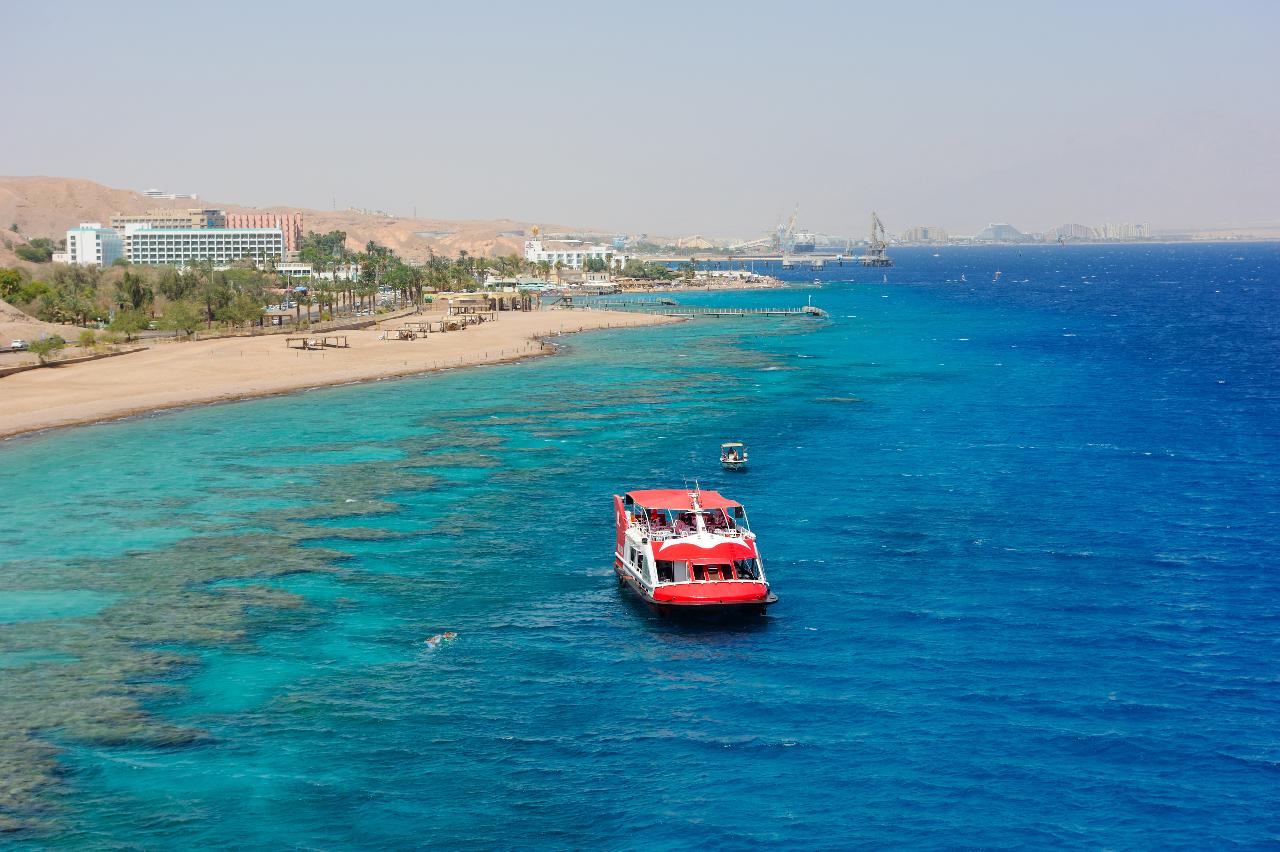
[625,489,742,511]
[721,442,744,449]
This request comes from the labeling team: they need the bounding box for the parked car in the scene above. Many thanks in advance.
[9,339,28,351]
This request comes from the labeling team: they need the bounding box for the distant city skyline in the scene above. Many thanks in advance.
[6,1,1278,238]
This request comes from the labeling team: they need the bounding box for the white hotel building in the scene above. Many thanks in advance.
[124,226,285,266]
[523,236,625,270]
[64,223,124,266]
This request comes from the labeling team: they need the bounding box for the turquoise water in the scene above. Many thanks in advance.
[2,244,1279,847]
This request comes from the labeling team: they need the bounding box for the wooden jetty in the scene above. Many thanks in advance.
[568,301,828,318]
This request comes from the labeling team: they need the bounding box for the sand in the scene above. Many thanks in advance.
[0,308,674,440]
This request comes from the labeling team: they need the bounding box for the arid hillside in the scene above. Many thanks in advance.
[0,176,590,263]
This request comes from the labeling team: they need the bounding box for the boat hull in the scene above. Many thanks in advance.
[614,562,776,616]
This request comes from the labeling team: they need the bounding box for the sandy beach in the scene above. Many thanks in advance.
[0,308,673,440]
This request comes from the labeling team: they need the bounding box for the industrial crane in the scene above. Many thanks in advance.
[859,212,893,267]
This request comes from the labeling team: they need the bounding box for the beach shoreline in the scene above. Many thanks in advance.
[0,308,676,442]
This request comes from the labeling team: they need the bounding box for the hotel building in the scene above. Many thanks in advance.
[125,227,285,266]
[64,223,124,267]
[224,212,304,252]
[524,235,625,270]
[110,209,227,231]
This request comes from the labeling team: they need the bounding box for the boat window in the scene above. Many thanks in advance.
[691,564,708,581]
[656,560,674,583]
[704,509,729,531]
[733,558,759,580]
[731,506,751,532]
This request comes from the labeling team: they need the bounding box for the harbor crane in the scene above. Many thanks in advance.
[774,204,800,252]
[859,212,894,267]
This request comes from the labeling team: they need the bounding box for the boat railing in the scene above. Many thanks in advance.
[633,519,745,540]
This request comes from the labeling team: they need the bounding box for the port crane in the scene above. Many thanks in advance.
[774,204,799,252]
[858,212,893,267]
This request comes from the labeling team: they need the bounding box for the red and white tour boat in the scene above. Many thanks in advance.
[613,487,777,616]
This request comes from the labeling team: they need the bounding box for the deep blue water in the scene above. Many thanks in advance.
[2,244,1279,848]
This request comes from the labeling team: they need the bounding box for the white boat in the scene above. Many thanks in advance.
[720,442,747,471]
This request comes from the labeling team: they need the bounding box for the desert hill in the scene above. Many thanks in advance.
[0,176,592,265]
[0,297,86,349]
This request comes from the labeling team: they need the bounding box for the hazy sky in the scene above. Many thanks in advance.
[6,0,1278,237]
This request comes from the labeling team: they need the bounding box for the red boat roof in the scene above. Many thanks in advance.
[624,489,742,510]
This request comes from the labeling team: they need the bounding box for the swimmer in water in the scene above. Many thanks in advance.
[442,631,458,640]
[425,634,443,647]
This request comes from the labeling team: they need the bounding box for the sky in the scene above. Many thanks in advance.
[5,0,1278,238]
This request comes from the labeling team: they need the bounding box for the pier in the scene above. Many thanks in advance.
[568,300,828,318]
[635,254,846,270]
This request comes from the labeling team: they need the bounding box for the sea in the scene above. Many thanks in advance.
[1,243,1278,849]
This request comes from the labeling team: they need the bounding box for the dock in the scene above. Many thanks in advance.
[568,300,828,318]
[636,254,845,270]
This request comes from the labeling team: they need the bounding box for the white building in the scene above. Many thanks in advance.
[65,223,124,267]
[524,236,626,270]
[272,261,361,281]
[126,226,285,266]
[144,189,199,200]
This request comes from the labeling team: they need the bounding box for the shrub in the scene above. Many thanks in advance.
[78,329,96,348]
[28,335,66,364]
[15,244,51,263]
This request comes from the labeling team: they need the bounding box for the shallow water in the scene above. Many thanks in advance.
[2,244,1279,847]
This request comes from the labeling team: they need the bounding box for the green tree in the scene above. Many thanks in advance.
[621,260,675,281]
[162,301,203,336]
[28,335,66,364]
[109,309,149,340]
[33,265,101,325]
[14,278,50,305]
[298,230,349,266]
[0,267,24,299]
[189,259,230,327]
[114,270,154,312]
[157,267,194,301]
[15,243,52,263]
[220,292,264,329]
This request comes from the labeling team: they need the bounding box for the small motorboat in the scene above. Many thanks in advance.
[720,442,747,471]
[613,487,777,616]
